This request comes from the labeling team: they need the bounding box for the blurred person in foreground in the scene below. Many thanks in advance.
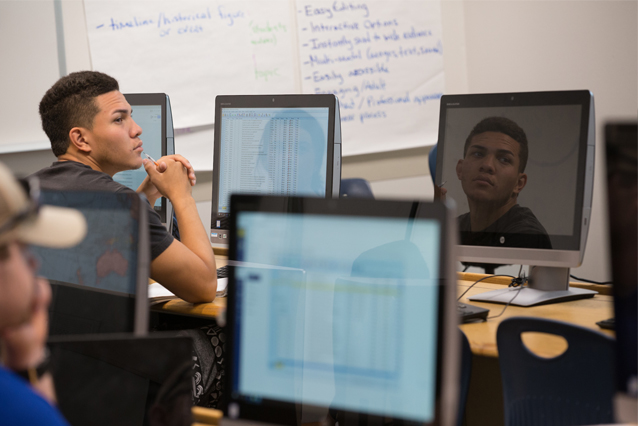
[0,162,86,425]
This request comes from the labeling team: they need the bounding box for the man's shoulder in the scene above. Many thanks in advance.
[507,205,540,223]
[457,212,471,231]
[31,161,131,194]
[502,205,548,234]
[31,162,172,260]
[0,368,69,425]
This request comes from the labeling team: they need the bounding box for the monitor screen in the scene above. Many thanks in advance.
[114,93,174,224]
[435,90,596,306]
[211,95,341,247]
[225,195,458,426]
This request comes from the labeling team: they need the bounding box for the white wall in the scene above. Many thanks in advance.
[1,0,636,283]
[457,0,636,281]
[350,1,637,281]
[0,1,60,152]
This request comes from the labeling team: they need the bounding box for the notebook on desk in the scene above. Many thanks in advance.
[222,195,460,426]
[148,275,228,304]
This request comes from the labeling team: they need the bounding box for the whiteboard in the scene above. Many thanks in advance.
[84,0,299,128]
[83,0,444,157]
[295,0,444,155]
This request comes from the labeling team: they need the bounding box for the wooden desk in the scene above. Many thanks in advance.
[457,272,614,357]
[151,255,227,321]
[155,297,226,319]
[455,273,615,426]
[152,268,615,357]
[152,266,616,426]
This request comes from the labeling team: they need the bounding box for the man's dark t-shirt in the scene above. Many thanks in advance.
[30,161,173,260]
[458,204,552,249]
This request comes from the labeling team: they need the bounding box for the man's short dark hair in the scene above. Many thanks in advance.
[463,116,529,173]
[39,71,119,156]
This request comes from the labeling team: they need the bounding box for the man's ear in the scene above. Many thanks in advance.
[68,127,92,154]
[513,172,527,196]
[456,159,464,180]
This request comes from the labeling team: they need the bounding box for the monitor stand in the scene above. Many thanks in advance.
[468,266,597,307]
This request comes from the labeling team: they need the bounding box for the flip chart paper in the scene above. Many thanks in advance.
[295,0,443,155]
[84,0,443,158]
[84,0,297,129]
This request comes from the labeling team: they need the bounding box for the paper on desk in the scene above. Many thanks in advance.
[148,278,228,305]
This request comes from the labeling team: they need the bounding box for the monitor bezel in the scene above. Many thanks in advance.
[435,90,594,268]
[123,93,170,224]
[211,94,339,244]
[224,194,457,426]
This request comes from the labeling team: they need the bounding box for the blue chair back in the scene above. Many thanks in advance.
[428,144,438,183]
[497,317,616,426]
[340,178,374,198]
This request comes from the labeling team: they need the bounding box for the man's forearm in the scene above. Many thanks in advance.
[171,196,216,274]
[136,186,160,207]
[145,158,217,302]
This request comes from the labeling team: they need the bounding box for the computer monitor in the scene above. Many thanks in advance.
[210,94,342,248]
[32,190,150,335]
[114,93,175,227]
[224,195,460,426]
[434,90,596,306]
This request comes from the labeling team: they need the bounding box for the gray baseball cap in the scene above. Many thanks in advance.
[0,162,86,248]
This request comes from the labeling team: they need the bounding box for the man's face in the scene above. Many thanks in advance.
[0,242,39,329]
[85,91,143,175]
[456,131,527,207]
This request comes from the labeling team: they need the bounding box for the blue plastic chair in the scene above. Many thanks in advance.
[340,178,374,198]
[428,144,438,183]
[497,317,616,426]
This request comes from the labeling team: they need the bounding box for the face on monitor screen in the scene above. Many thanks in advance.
[437,94,590,252]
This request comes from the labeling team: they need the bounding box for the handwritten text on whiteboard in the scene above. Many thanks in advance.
[296,1,444,155]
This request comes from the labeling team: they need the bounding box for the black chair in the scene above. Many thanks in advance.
[458,330,473,426]
[497,317,616,426]
[48,333,193,426]
[32,190,150,336]
[340,178,374,198]
[432,145,474,425]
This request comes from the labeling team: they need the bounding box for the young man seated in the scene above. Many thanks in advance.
[30,71,217,303]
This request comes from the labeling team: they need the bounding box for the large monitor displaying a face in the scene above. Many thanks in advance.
[435,91,594,267]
